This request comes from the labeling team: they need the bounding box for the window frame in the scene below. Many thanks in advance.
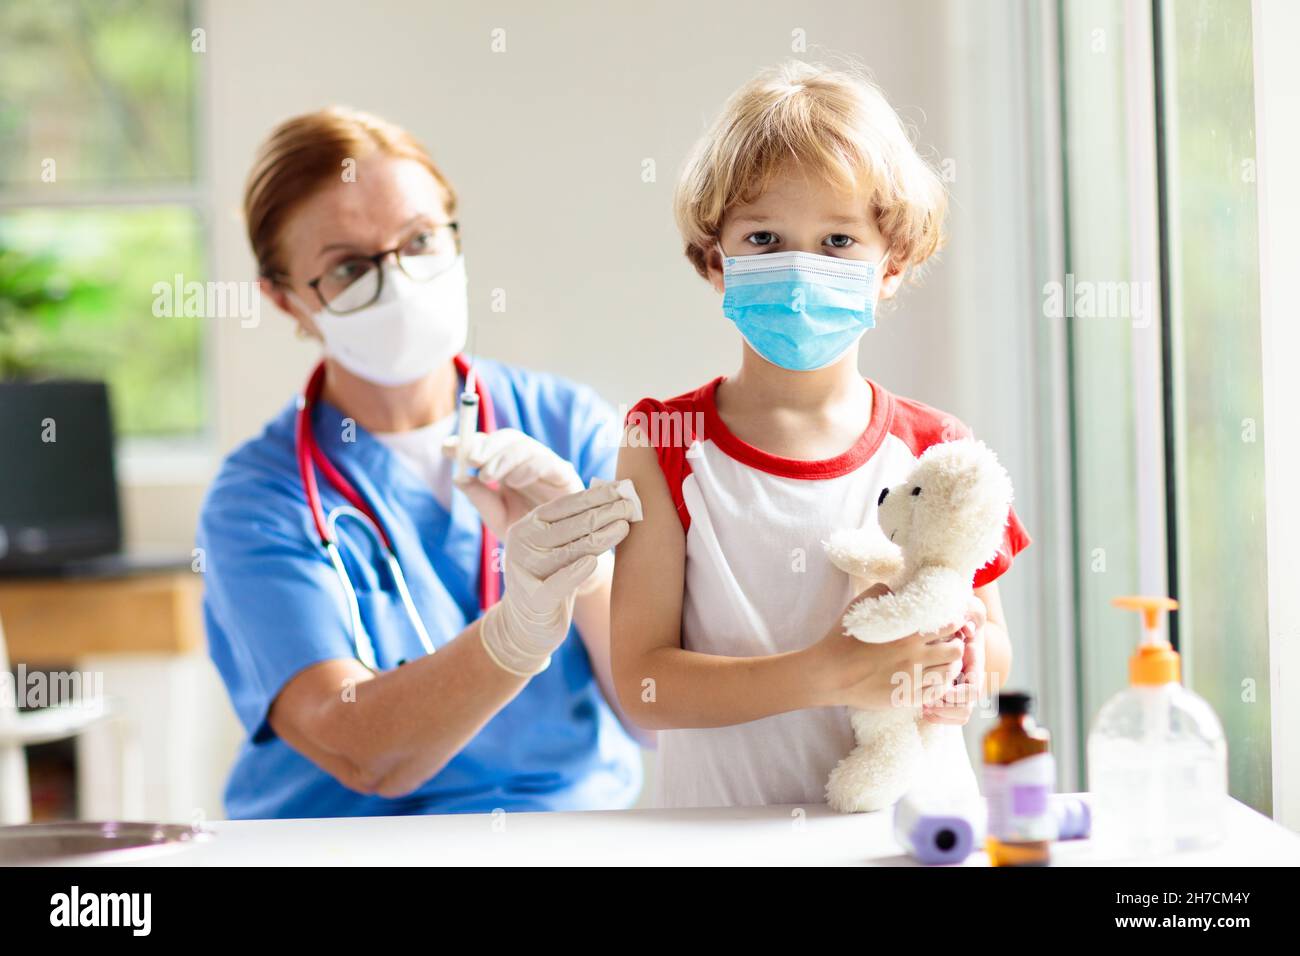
[1251,0,1300,832]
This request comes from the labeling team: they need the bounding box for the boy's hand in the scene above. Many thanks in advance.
[810,584,965,712]
[922,594,987,725]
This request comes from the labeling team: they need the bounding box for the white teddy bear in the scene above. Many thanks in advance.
[822,438,1014,813]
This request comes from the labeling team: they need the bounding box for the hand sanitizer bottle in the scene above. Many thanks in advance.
[1087,596,1228,859]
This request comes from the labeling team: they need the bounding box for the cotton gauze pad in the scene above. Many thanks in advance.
[590,477,643,522]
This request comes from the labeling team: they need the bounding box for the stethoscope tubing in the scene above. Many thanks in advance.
[295,355,498,669]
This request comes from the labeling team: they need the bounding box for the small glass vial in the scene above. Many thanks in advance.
[983,691,1056,866]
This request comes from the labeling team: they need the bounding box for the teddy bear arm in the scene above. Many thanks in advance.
[839,584,934,644]
[906,567,976,632]
[825,528,904,588]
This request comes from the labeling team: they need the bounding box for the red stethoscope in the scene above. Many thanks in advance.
[295,354,499,670]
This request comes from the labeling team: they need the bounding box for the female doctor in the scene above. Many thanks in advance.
[197,107,644,818]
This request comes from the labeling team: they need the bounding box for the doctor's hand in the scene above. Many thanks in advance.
[443,428,584,539]
[479,482,641,677]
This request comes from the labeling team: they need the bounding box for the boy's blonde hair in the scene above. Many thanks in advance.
[674,61,947,279]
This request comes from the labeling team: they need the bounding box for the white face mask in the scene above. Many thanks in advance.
[298,256,469,387]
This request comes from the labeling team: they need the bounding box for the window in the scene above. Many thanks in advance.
[1156,0,1270,814]
[0,0,206,438]
[1049,0,1271,813]
[1053,0,1166,791]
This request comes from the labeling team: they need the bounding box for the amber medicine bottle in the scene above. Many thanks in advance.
[983,691,1055,866]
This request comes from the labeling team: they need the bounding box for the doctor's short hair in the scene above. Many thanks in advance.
[673,61,948,280]
[244,106,457,283]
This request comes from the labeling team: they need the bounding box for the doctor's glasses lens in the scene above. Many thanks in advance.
[314,225,460,313]
[317,260,382,314]
[397,250,457,282]
[396,228,460,281]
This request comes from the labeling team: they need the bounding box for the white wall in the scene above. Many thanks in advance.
[127,0,1051,807]
[201,0,952,436]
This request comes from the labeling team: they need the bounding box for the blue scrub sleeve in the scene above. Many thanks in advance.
[199,483,358,743]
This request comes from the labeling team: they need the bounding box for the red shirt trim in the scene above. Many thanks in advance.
[626,394,702,534]
[698,376,895,480]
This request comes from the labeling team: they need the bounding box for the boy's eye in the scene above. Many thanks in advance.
[745,231,779,247]
[824,234,856,249]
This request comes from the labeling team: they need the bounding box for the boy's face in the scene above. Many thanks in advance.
[706,164,904,301]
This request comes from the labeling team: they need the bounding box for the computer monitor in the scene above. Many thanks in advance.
[0,381,121,572]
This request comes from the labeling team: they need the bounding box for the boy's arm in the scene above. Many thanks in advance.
[975,582,1011,692]
[572,575,657,746]
[610,432,824,730]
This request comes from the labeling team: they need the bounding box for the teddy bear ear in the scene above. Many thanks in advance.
[928,437,1004,476]
[921,438,1014,511]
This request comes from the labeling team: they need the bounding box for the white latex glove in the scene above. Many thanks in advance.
[442,428,584,540]
[479,481,642,677]
[572,477,642,596]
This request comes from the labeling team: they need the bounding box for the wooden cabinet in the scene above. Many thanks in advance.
[0,571,203,663]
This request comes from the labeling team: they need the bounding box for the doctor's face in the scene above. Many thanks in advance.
[266,154,456,339]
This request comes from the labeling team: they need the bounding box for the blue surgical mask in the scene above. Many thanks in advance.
[720,249,888,371]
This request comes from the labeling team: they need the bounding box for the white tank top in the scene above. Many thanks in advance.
[628,377,1029,809]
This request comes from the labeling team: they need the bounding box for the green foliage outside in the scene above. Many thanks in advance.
[0,0,204,437]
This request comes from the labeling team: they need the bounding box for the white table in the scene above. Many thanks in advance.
[128,794,1300,866]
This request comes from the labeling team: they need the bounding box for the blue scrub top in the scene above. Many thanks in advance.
[197,358,642,819]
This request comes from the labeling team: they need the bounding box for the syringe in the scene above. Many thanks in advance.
[456,360,479,482]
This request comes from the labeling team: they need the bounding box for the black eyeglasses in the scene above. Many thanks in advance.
[293,222,461,315]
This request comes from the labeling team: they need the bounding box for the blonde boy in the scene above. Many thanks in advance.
[611,62,1030,809]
